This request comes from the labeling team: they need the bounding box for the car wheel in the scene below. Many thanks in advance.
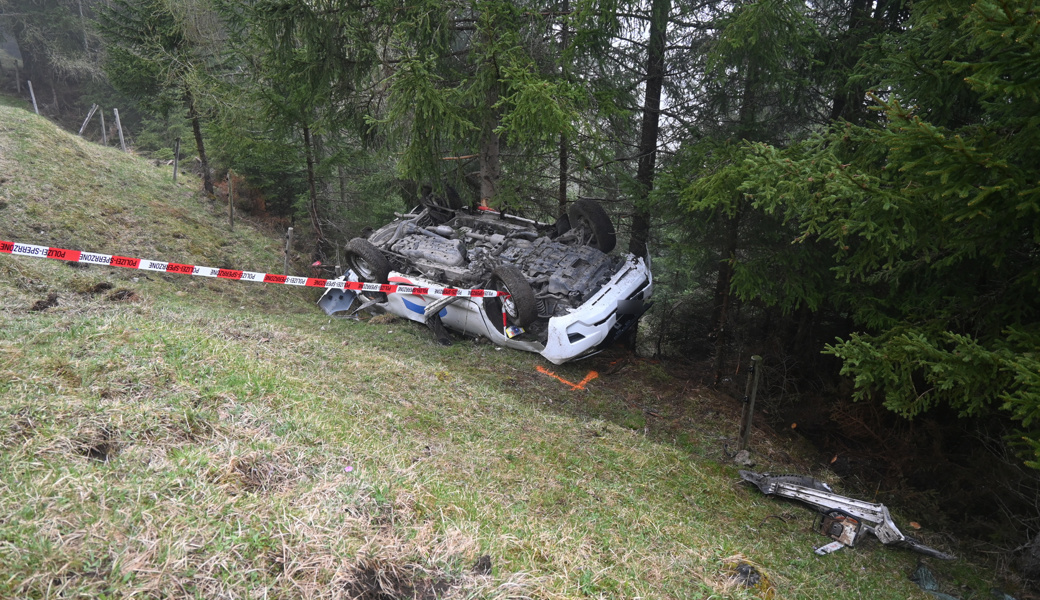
[568,199,616,253]
[345,238,390,284]
[483,265,537,328]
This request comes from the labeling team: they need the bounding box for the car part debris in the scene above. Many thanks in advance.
[318,286,359,316]
[739,471,955,560]
[908,563,1018,600]
[814,540,845,556]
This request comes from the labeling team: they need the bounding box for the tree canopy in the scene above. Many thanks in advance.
[733,0,1040,464]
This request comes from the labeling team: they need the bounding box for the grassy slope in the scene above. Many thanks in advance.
[0,103,989,599]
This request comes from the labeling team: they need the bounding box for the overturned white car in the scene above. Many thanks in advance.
[319,194,652,364]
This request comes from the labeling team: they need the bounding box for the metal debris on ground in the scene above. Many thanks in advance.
[739,471,955,560]
[910,563,962,600]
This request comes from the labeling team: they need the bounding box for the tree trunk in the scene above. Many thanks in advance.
[711,210,741,385]
[828,0,872,122]
[185,87,213,194]
[712,52,761,383]
[49,73,59,112]
[558,134,569,214]
[629,0,670,259]
[557,0,571,215]
[339,165,348,208]
[302,124,326,252]
[78,0,89,52]
[11,21,44,102]
[480,84,501,204]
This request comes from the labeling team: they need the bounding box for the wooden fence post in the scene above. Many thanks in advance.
[738,355,763,451]
[227,171,234,231]
[99,109,107,146]
[113,108,126,152]
[27,80,38,114]
[79,104,98,135]
[284,227,293,275]
[173,138,180,183]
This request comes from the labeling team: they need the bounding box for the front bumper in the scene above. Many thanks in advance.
[539,254,653,364]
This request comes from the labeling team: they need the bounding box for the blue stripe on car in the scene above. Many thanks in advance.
[403,297,447,318]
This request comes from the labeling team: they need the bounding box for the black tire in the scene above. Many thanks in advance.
[420,183,466,224]
[345,238,390,284]
[483,265,538,328]
[443,183,466,210]
[568,199,616,253]
[554,214,571,237]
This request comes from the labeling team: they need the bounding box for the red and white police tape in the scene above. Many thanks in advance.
[0,239,510,300]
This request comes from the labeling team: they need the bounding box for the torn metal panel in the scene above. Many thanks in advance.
[739,470,955,560]
[318,271,359,316]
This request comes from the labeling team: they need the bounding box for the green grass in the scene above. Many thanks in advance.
[0,103,1006,599]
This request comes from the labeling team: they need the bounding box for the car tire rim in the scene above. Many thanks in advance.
[576,217,594,246]
[353,258,372,280]
[502,294,518,318]
[495,280,518,318]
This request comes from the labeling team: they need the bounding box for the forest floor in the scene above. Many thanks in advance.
[0,98,1017,599]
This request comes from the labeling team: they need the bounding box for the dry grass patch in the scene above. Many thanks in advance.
[713,553,779,599]
[74,421,122,462]
[1,406,38,449]
[208,448,307,494]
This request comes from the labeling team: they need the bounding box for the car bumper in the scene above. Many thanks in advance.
[538,254,653,364]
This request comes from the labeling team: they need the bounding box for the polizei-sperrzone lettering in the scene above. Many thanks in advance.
[47,248,74,260]
[80,253,111,265]
[13,244,46,256]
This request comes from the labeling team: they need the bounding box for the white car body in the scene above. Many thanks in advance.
[318,201,653,364]
[321,253,651,364]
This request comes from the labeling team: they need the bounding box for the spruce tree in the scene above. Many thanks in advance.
[742,0,1040,466]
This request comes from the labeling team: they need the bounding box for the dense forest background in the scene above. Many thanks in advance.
[2,0,1039,583]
